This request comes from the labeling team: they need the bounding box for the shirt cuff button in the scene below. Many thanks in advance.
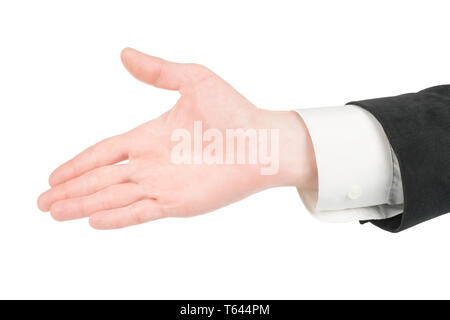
[348,186,362,200]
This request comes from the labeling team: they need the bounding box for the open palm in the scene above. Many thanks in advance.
[38,48,314,229]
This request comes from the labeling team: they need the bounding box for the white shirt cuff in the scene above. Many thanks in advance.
[295,105,404,223]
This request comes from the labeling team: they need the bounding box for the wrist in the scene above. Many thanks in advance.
[257,109,318,189]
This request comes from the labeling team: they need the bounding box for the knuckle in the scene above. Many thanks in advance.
[186,63,213,78]
[68,161,79,178]
[130,202,146,225]
[99,192,112,211]
[87,147,99,167]
[57,183,69,199]
[50,206,65,222]
[79,197,89,214]
[86,170,100,190]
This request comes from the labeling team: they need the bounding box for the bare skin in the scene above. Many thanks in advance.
[37,48,317,229]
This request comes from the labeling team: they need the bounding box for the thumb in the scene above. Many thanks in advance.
[120,47,211,91]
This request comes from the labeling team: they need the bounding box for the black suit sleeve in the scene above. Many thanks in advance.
[347,85,450,232]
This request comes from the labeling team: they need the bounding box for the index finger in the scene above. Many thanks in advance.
[49,134,130,187]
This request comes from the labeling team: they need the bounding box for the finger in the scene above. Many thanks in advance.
[38,164,131,212]
[89,199,164,229]
[50,183,150,221]
[120,47,211,91]
[49,134,129,187]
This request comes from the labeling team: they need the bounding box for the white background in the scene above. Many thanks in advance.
[0,0,449,299]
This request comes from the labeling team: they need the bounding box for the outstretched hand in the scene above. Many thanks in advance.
[37,48,316,229]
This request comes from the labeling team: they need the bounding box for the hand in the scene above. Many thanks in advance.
[37,48,317,229]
